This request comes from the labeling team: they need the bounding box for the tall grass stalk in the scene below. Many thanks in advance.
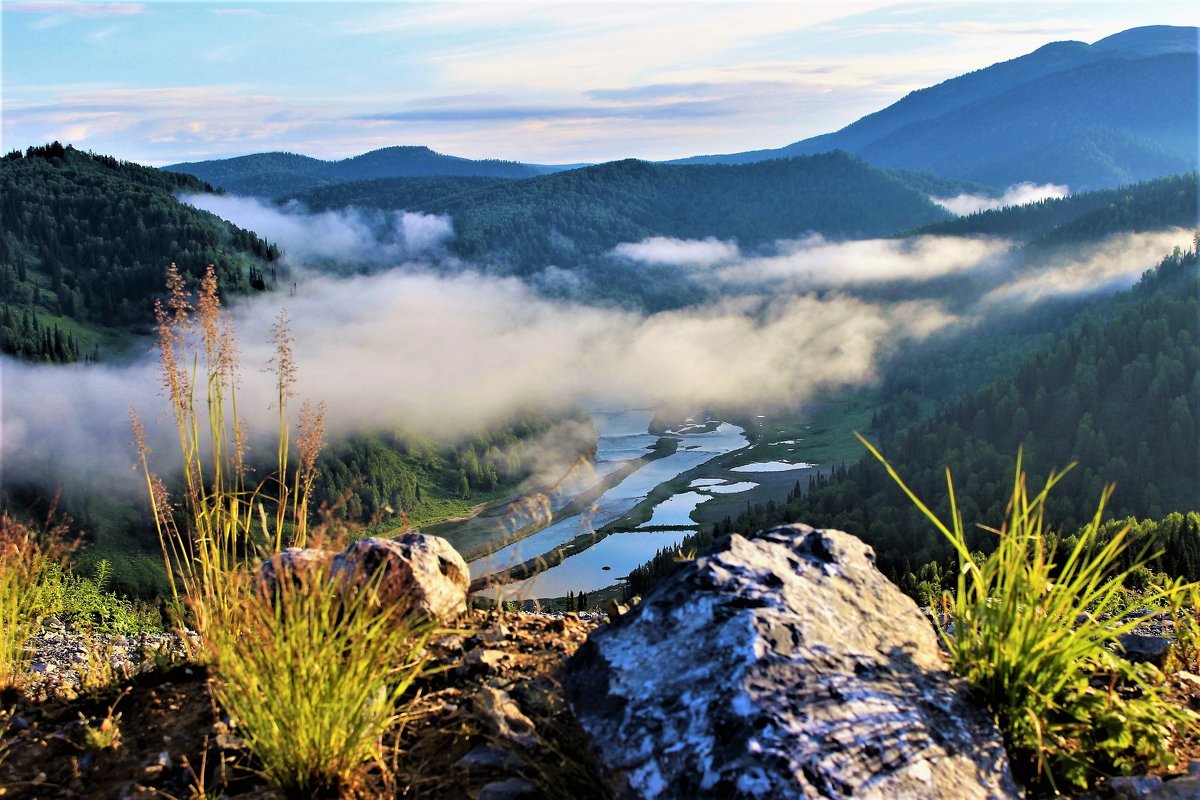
[860,435,1196,791]
[134,264,434,793]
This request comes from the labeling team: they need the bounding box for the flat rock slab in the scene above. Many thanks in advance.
[564,524,1019,800]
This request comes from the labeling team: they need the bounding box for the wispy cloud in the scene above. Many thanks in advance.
[181,194,454,264]
[982,229,1195,307]
[713,234,1011,289]
[613,237,741,268]
[5,1,144,17]
[934,182,1070,216]
[358,100,733,123]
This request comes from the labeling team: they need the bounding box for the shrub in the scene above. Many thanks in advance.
[36,560,162,634]
[861,435,1197,792]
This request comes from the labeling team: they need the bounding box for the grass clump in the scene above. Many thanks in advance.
[36,560,163,635]
[862,435,1197,793]
[0,511,73,688]
[209,566,432,796]
[134,264,431,796]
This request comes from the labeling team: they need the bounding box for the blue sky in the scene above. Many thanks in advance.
[3,1,1197,166]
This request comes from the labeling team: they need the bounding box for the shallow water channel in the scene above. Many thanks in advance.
[470,411,749,591]
[470,411,824,600]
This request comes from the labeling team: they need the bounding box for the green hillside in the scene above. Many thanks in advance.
[282,153,952,276]
[734,243,1200,579]
[0,143,280,361]
[285,175,511,212]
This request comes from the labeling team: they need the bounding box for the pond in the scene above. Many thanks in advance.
[730,460,817,472]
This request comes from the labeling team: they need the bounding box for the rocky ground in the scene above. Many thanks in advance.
[0,610,607,800]
[4,604,1200,799]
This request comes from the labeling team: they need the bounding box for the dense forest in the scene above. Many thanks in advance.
[724,244,1199,584]
[0,143,279,361]
[285,175,513,213]
[280,152,952,274]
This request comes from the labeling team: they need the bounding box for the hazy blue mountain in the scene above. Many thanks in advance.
[670,26,1198,191]
[167,145,543,197]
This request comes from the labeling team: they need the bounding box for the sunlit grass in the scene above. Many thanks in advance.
[0,511,73,689]
[209,565,432,796]
[861,434,1198,792]
[133,263,432,794]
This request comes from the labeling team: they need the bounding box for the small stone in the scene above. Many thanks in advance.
[465,649,508,674]
[42,616,65,631]
[216,732,244,750]
[454,744,526,772]
[1117,634,1172,669]
[476,778,539,800]
[1108,775,1163,798]
[474,686,537,749]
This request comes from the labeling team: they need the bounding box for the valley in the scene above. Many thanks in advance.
[1,12,1198,798]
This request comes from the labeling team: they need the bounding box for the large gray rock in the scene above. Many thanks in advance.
[563,524,1019,800]
[334,534,470,622]
[255,534,469,624]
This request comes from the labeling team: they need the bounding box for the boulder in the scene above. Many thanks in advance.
[257,547,336,592]
[334,534,469,623]
[563,524,1019,800]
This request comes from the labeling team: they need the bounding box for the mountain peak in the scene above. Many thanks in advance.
[1092,25,1198,56]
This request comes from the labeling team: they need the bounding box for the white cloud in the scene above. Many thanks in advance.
[715,234,1011,289]
[1,269,951,495]
[612,236,740,268]
[982,229,1195,307]
[181,194,453,266]
[933,182,1070,216]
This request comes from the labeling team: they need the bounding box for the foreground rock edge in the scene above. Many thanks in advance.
[564,523,1020,800]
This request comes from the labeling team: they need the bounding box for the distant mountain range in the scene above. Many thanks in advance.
[165,146,574,198]
[166,26,1196,198]
[668,25,1198,191]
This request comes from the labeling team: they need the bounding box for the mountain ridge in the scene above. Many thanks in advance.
[666,25,1198,190]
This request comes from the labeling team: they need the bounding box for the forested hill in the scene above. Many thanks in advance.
[736,244,1199,580]
[166,145,542,198]
[284,175,511,213]
[910,173,1199,248]
[0,143,279,362]
[282,152,954,273]
[671,26,1198,191]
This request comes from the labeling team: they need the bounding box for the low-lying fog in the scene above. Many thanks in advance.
[2,190,1191,502]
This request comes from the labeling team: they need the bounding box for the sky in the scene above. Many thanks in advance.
[2,1,1197,166]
